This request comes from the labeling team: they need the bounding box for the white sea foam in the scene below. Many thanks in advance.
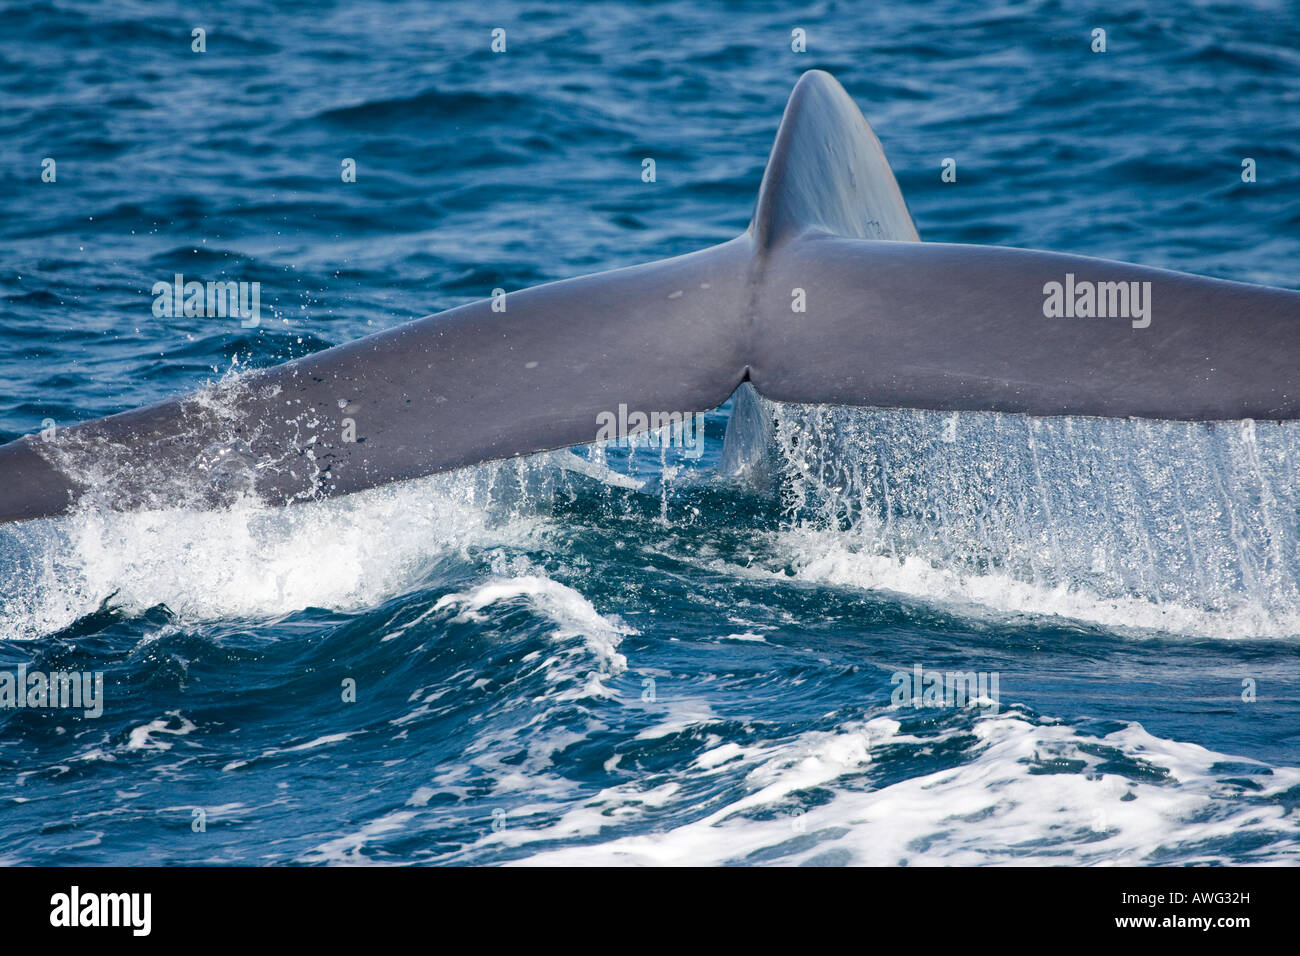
[298,810,418,865]
[125,713,198,752]
[778,528,1300,639]
[500,711,1300,866]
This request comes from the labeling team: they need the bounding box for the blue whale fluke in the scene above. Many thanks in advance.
[2,70,1298,524]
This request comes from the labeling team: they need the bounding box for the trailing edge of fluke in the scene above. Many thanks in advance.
[1,69,1298,524]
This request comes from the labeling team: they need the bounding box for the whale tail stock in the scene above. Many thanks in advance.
[2,69,1298,524]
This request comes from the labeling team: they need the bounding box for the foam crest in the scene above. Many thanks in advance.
[434,572,631,693]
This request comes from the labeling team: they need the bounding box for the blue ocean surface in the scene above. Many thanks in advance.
[2,0,1300,865]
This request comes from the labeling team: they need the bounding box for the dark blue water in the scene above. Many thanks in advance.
[2,0,1299,864]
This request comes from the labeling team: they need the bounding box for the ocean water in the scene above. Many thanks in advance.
[2,0,1300,865]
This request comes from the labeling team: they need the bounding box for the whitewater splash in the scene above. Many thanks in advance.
[0,454,591,640]
[7,382,1300,641]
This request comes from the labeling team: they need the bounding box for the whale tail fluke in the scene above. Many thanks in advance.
[742,75,1300,420]
[752,232,1300,419]
[2,69,1298,524]
[0,237,752,523]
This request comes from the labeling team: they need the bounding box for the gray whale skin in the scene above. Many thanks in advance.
[2,70,1298,524]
